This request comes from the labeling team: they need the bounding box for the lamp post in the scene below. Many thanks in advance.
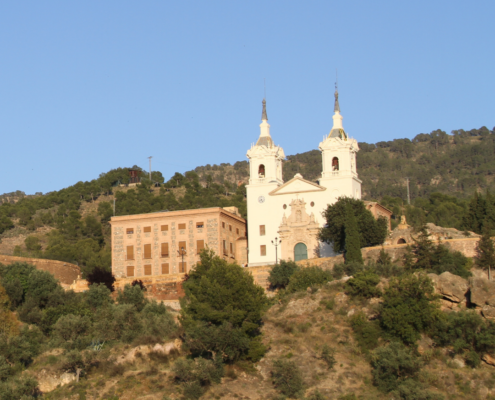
[271,237,282,265]
[178,246,185,273]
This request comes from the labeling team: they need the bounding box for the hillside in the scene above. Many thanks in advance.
[0,126,494,273]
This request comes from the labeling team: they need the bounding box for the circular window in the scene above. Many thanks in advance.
[283,204,287,209]
[310,201,315,207]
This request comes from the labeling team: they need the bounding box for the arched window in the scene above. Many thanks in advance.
[332,157,339,171]
[258,164,265,177]
[397,238,406,244]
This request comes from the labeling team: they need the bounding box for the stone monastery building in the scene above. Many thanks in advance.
[246,89,362,266]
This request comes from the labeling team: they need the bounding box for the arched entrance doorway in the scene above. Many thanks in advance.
[294,243,308,261]
[397,238,406,244]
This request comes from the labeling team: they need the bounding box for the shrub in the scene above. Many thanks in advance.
[286,266,333,293]
[0,356,10,381]
[53,314,91,342]
[172,357,223,399]
[371,342,422,393]
[268,260,300,289]
[0,325,44,367]
[344,271,381,299]
[116,284,147,312]
[320,344,336,369]
[432,310,495,367]
[350,312,381,354]
[0,375,39,400]
[271,358,304,398]
[86,283,113,309]
[380,274,440,344]
[391,378,445,400]
[331,262,364,280]
[141,301,178,340]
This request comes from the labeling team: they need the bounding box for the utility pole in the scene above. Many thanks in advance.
[148,156,152,182]
[406,177,411,205]
[113,198,116,216]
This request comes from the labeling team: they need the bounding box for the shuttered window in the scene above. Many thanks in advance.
[127,266,135,277]
[230,243,233,254]
[179,262,187,273]
[196,222,204,228]
[161,243,169,257]
[126,228,134,234]
[260,245,266,256]
[178,241,186,254]
[222,222,225,229]
[144,226,151,233]
[197,240,205,254]
[143,244,152,259]
[223,240,227,255]
[144,265,152,276]
[260,225,265,236]
[161,263,169,274]
[161,225,168,231]
[126,246,134,260]
[229,225,232,232]
[236,228,239,235]
[178,223,186,230]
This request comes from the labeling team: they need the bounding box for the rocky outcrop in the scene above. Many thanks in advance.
[469,278,495,320]
[483,354,495,367]
[428,272,469,303]
[115,340,181,364]
[37,370,76,393]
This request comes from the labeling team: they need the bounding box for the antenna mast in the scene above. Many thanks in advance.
[148,156,153,182]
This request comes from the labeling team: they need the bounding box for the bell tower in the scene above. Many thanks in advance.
[318,87,362,199]
[246,99,285,185]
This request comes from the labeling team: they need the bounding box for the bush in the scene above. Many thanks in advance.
[380,274,440,344]
[0,326,44,367]
[320,344,336,369]
[432,310,495,367]
[116,284,147,312]
[0,375,39,400]
[350,312,381,354]
[286,266,332,293]
[391,378,445,400]
[86,283,113,309]
[268,260,299,289]
[172,357,223,399]
[331,262,364,280]
[141,301,178,340]
[52,314,91,348]
[371,342,422,393]
[344,271,381,299]
[271,358,304,398]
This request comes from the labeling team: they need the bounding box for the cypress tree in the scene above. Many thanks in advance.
[475,223,495,280]
[411,224,434,270]
[344,204,363,264]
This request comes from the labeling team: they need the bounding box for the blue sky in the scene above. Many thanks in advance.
[1,1,493,195]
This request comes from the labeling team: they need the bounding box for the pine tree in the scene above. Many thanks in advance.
[402,245,415,271]
[475,223,495,280]
[411,224,434,270]
[344,204,363,264]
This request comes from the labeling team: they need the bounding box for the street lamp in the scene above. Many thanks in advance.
[178,246,186,273]
[271,237,282,265]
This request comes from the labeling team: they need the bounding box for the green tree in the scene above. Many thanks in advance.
[475,224,495,280]
[24,236,41,252]
[319,197,387,254]
[180,249,268,362]
[268,260,299,289]
[345,271,381,299]
[344,204,363,264]
[271,359,305,398]
[380,274,440,344]
[286,266,333,293]
[411,225,434,270]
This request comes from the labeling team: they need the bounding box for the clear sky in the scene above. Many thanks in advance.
[1,1,493,195]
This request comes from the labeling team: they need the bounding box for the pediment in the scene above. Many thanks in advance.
[269,174,326,196]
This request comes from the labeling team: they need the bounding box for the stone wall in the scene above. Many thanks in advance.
[0,255,80,285]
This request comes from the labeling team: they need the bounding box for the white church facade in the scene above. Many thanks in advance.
[246,91,362,266]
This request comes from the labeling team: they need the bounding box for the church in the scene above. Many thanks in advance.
[246,90,362,266]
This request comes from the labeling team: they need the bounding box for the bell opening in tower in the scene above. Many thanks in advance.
[258,164,265,178]
[332,157,339,171]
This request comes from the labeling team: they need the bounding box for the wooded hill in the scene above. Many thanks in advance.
[0,126,494,275]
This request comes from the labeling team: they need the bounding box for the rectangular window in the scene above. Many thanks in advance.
[126,246,134,260]
[236,228,239,235]
[260,225,266,236]
[179,262,187,273]
[223,240,228,255]
[260,245,266,256]
[161,243,169,257]
[161,225,168,232]
[143,244,152,259]
[143,226,151,233]
[144,264,152,276]
[197,239,205,254]
[126,228,134,234]
[222,222,225,229]
[178,223,186,230]
[178,241,186,254]
[127,266,135,277]
[161,263,169,274]
[196,222,204,228]
[229,225,232,232]
[230,242,233,254]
